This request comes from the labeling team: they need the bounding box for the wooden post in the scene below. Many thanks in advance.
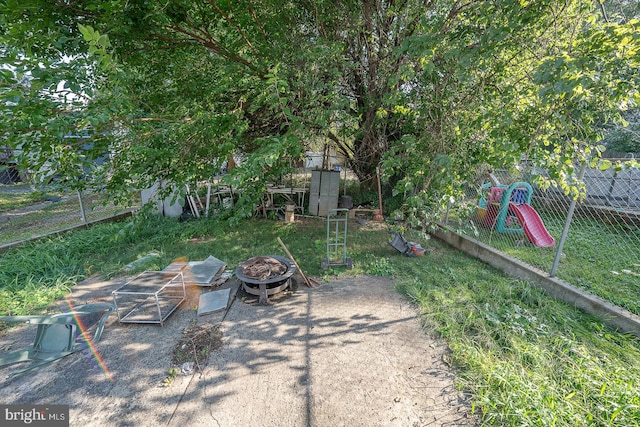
[277,237,313,287]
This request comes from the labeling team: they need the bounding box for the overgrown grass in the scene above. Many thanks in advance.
[1,214,640,425]
[473,215,640,315]
[396,243,640,426]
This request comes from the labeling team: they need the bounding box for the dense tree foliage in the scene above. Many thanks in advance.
[1,1,638,222]
[603,109,640,154]
[599,1,640,156]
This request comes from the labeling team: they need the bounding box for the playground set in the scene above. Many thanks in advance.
[477,181,556,248]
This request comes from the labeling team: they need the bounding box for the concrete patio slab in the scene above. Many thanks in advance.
[0,275,477,426]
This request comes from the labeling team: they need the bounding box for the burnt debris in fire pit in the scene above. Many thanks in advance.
[235,255,297,305]
[239,256,288,281]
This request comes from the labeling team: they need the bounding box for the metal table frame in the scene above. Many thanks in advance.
[112,271,185,326]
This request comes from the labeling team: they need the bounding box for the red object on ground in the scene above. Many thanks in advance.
[375,167,384,221]
[509,203,555,247]
[410,244,426,256]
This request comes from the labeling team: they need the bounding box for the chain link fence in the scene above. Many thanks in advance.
[446,161,640,316]
[0,188,135,248]
[3,160,639,317]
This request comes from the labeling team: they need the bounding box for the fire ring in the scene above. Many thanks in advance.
[235,255,297,304]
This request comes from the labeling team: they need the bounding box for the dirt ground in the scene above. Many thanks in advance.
[0,274,478,426]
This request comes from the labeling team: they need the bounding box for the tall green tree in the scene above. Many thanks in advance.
[600,1,640,155]
[1,0,638,221]
[384,0,640,217]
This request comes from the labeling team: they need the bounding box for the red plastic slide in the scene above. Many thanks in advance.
[509,203,555,247]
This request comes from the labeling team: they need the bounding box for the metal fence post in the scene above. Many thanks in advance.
[77,190,87,224]
[550,162,587,277]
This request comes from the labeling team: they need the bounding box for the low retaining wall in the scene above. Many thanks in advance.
[430,225,640,337]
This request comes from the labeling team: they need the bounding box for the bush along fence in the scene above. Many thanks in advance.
[0,190,134,248]
[447,162,640,318]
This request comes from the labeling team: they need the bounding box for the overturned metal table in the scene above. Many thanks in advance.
[112,271,185,326]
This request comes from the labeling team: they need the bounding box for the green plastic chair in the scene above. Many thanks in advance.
[0,302,114,377]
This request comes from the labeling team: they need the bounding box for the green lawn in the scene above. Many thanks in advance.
[470,214,640,316]
[1,215,639,426]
